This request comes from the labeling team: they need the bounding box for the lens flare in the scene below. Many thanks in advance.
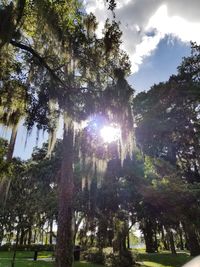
[100,125,121,143]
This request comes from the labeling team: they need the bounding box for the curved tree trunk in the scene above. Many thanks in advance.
[56,118,74,267]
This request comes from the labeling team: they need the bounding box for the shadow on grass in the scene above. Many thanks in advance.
[138,252,193,267]
[0,258,103,267]
[74,262,103,267]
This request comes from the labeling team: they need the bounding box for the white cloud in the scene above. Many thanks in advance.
[84,0,200,73]
[147,5,200,44]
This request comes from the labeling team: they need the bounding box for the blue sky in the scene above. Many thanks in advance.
[129,36,190,92]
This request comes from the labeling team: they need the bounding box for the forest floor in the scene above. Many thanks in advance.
[0,250,194,267]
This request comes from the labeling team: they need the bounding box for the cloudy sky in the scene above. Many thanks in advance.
[85,0,200,91]
[5,0,200,159]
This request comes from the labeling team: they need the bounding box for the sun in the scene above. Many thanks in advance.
[100,125,121,143]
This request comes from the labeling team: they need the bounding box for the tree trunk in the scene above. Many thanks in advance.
[167,230,176,255]
[178,227,184,250]
[33,229,37,243]
[127,232,130,249]
[23,231,27,245]
[40,228,44,245]
[184,223,200,256]
[28,226,32,245]
[7,123,19,161]
[56,119,74,267]
[0,228,4,246]
[143,219,156,253]
[73,214,83,245]
[161,226,169,250]
[154,230,158,252]
[16,229,20,246]
[19,228,25,245]
[49,220,53,245]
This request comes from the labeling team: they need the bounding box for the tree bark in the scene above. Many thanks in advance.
[56,119,74,267]
[28,226,32,245]
[167,230,176,255]
[161,226,169,250]
[33,229,37,243]
[184,223,200,256]
[19,228,25,245]
[127,232,130,249]
[178,227,184,250]
[49,220,53,245]
[143,219,156,253]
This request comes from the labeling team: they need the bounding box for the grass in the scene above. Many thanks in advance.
[0,251,103,267]
[0,260,103,267]
[0,250,194,267]
[0,251,52,259]
[136,250,193,267]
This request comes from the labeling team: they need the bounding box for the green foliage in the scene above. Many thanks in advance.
[105,250,134,267]
[81,247,105,265]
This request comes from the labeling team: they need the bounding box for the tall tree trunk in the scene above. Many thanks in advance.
[73,214,83,245]
[154,230,158,252]
[143,219,156,253]
[0,226,4,246]
[33,229,37,243]
[19,228,25,245]
[127,232,130,249]
[167,230,176,255]
[56,119,74,267]
[178,227,184,250]
[183,223,200,256]
[40,228,44,245]
[28,226,32,245]
[49,220,53,245]
[161,226,169,250]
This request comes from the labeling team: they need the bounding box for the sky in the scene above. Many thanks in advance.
[85,0,199,73]
[2,0,200,159]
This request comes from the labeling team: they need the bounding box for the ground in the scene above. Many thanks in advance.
[137,250,193,267]
[0,251,102,267]
[0,250,193,267]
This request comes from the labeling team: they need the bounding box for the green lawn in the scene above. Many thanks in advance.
[0,251,103,267]
[0,250,194,267]
[0,260,103,267]
[0,251,52,259]
[137,251,193,267]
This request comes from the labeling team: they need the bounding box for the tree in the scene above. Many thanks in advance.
[0,1,132,266]
[133,44,200,255]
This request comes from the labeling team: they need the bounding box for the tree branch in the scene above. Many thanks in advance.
[9,40,106,95]
[10,39,70,90]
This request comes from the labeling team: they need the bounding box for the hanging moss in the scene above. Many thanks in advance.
[78,69,135,189]
[47,98,60,157]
